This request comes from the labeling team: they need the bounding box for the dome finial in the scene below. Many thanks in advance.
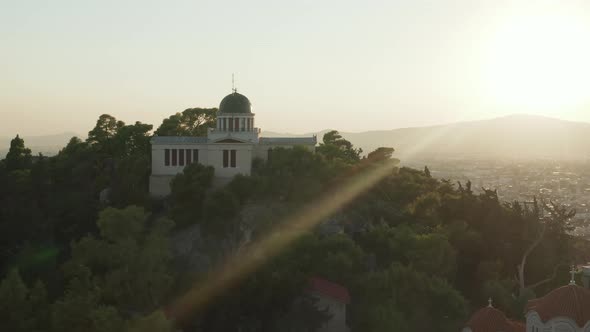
[232,73,237,93]
[570,264,577,285]
[488,297,493,308]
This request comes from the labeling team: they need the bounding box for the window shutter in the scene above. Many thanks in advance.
[179,149,185,166]
[223,150,229,168]
[172,149,177,166]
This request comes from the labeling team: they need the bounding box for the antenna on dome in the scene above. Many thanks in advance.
[232,73,237,93]
[488,297,493,308]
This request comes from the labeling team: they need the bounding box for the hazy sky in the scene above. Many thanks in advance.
[2,0,590,136]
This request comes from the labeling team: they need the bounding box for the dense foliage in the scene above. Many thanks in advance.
[0,112,585,332]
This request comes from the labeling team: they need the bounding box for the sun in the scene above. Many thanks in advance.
[483,9,590,114]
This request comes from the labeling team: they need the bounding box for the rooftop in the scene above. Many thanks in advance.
[526,284,590,327]
[219,92,252,114]
[309,277,350,304]
[465,306,524,332]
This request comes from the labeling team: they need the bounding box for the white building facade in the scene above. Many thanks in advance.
[149,91,317,196]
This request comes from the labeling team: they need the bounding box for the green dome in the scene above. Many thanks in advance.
[219,92,252,114]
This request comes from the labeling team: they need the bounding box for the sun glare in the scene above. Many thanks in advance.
[484,10,590,113]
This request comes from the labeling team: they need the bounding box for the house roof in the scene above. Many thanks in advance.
[309,277,350,304]
[259,137,317,145]
[464,305,525,332]
[526,284,590,327]
[151,136,209,144]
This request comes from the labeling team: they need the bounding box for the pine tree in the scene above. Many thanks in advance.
[5,135,32,171]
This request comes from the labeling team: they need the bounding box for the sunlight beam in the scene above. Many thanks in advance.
[165,160,398,323]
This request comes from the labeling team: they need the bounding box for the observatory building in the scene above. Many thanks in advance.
[149,91,317,196]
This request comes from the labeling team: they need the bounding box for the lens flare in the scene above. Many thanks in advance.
[165,160,397,323]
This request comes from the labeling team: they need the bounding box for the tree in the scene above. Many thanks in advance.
[5,135,32,171]
[253,146,336,202]
[197,234,344,332]
[202,189,241,240]
[87,114,125,150]
[280,294,332,332]
[351,263,467,332]
[109,154,151,207]
[516,200,576,295]
[111,121,153,157]
[169,163,215,228]
[126,311,175,332]
[316,130,362,163]
[155,108,217,136]
[51,266,124,332]
[63,206,175,313]
[0,166,45,267]
[52,207,174,332]
[46,137,100,245]
[366,147,395,163]
[0,269,48,332]
[424,166,431,177]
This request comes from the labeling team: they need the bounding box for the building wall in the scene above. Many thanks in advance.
[526,311,585,332]
[150,142,254,196]
[152,143,210,176]
[312,293,349,332]
[150,140,316,197]
[204,143,253,178]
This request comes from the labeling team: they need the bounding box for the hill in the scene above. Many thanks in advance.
[265,114,590,160]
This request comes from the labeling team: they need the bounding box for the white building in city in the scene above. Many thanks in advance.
[524,280,590,332]
[149,91,317,196]
[308,277,351,332]
[462,268,590,332]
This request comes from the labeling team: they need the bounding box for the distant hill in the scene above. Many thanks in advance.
[264,114,590,160]
[4,115,589,160]
[0,132,79,157]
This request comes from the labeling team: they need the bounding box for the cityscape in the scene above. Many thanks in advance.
[409,159,590,233]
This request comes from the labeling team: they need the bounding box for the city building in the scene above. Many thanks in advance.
[462,268,590,332]
[149,90,317,196]
[309,277,351,332]
[525,281,590,331]
[461,299,524,332]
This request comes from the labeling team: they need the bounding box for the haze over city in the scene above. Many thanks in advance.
[3,0,590,137]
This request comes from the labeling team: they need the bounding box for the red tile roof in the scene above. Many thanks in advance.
[465,306,523,332]
[309,277,351,304]
[526,284,590,327]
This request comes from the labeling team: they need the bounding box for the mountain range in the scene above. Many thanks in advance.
[2,115,590,160]
[263,114,590,161]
